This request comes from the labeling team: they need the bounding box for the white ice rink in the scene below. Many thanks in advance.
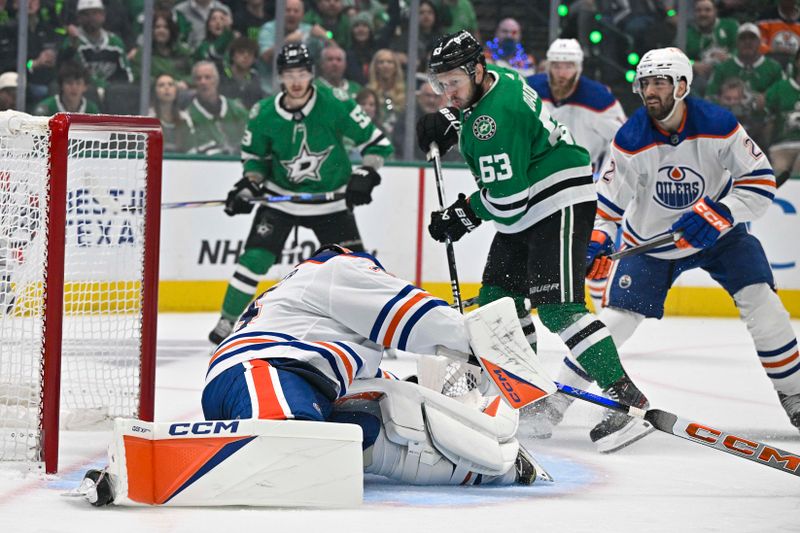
[1,313,799,532]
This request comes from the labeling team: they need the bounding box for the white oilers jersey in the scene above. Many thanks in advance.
[205,250,469,397]
[526,74,626,170]
[594,97,776,260]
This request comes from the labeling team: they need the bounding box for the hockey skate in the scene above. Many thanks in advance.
[589,375,655,453]
[514,444,554,485]
[778,391,800,431]
[77,469,115,506]
[520,393,573,439]
[208,317,234,345]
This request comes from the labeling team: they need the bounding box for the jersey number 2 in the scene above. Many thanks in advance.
[479,153,512,183]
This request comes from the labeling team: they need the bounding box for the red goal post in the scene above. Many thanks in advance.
[0,112,162,473]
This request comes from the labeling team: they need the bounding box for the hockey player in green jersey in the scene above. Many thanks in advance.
[209,42,393,344]
[417,31,653,452]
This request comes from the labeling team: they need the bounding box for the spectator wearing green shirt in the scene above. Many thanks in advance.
[316,43,361,100]
[437,0,478,38]
[685,0,738,89]
[33,61,100,116]
[187,61,249,156]
[304,0,351,49]
[766,50,800,187]
[193,7,235,70]
[706,22,785,110]
[131,8,193,90]
[60,0,133,92]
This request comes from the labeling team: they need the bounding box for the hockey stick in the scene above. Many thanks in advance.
[162,192,346,210]
[429,142,464,313]
[556,382,800,478]
[608,231,683,261]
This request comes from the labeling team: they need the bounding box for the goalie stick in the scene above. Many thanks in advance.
[556,382,800,478]
[162,192,347,210]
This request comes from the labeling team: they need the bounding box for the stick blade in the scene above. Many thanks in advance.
[645,409,800,478]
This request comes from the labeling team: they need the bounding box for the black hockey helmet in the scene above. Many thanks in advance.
[428,30,484,94]
[277,42,313,74]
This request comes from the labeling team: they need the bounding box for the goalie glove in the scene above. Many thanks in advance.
[345,166,381,209]
[586,230,614,280]
[416,107,461,156]
[224,176,262,216]
[671,196,733,249]
[428,193,481,243]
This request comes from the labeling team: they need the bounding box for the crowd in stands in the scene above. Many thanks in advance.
[0,0,799,172]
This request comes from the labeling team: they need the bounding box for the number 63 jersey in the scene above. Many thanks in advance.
[594,97,776,260]
[459,65,594,234]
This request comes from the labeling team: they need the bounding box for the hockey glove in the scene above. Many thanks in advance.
[224,177,262,216]
[416,107,461,156]
[346,166,381,209]
[586,230,614,280]
[428,193,481,243]
[671,196,733,249]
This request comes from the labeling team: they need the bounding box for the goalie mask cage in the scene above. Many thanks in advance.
[0,112,162,474]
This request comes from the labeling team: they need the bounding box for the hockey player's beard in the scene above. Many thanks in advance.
[550,74,578,101]
[645,93,676,122]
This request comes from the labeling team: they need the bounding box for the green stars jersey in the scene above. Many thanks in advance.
[766,78,800,145]
[460,66,594,233]
[686,17,738,61]
[706,55,785,97]
[241,83,393,214]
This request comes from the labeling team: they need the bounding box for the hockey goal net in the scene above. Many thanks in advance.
[0,111,161,473]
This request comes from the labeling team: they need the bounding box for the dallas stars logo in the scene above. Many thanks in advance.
[280,131,332,183]
[473,115,496,141]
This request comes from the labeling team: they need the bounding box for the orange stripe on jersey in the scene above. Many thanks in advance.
[762,351,799,369]
[249,360,289,419]
[735,179,776,187]
[622,231,639,245]
[209,337,277,366]
[383,292,427,346]
[597,208,622,221]
[317,341,354,383]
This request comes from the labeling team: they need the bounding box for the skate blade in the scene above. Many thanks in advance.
[596,419,655,454]
[530,456,555,483]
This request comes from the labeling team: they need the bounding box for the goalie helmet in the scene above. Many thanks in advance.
[546,38,584,66]
[633,47,693,101]
[277,42,313,74]
[428,30,484,94]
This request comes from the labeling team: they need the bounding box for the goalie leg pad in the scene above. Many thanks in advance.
[343,379,525,484]
[734,283,800,395]
[102,418,363,507]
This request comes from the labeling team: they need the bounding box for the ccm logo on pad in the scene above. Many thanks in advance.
[168,421,241,436]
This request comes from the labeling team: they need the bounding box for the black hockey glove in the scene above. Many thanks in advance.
[428,193,481,243]
[416,107,461,156]
[346,166,381,209]
[224,177,262,216]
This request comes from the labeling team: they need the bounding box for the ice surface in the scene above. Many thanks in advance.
[1,313,798,532]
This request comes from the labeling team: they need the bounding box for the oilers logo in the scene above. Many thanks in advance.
[653,165,705,210]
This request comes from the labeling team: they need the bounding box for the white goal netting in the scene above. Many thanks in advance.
[0,112,153,466]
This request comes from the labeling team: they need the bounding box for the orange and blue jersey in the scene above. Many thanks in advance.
[204,249,470,400]
[594,97,775,260]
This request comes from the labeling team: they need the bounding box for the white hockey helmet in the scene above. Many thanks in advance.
[633,47,693,101]
[546,38,584,65]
